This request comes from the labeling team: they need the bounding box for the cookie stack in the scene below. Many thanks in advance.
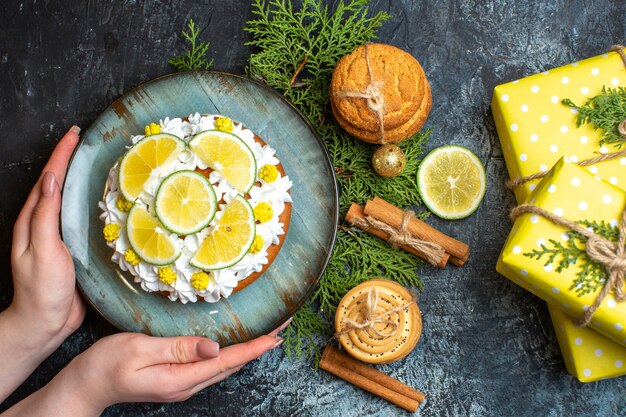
[330,43,432,144]
[335,278,422,364]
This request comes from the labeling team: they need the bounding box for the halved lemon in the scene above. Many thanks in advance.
[189,130,256,194]
[190,195,255,270]
[126,204,181,265]
[118,133,186,201]
[155,170,217,235]
[417,145,486,219]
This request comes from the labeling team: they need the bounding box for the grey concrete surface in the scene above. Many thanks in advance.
[0,0,625,416]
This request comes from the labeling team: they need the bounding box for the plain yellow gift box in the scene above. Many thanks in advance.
[492,47,626,205]
[549,303,626,382]
[497,158,626,369]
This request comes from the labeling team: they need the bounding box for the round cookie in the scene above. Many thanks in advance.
[330,43,429,135]
[332,78,432,144]
[335,278,422,364]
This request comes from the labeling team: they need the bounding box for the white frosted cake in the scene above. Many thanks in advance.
[99,113,292,303]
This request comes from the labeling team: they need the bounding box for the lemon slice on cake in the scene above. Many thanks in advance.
[154,170,217,235]
[126,204,181,265]
[189,130,256,194]
[119,133,186,201]
[190,195,255,270]
[417,145,486,219]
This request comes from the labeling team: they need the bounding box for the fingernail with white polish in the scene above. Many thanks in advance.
[70,125,81,134]
[42,172,56,197]
[197,340,220,359]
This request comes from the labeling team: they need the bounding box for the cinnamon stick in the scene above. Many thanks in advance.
[364,197,469,264]
[448,253,467,267]
[346,203,449,268]
[319,345,425,412]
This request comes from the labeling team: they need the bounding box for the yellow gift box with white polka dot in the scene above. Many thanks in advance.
[492,48,626,204]
[548,303,626,382]
[497,158,626,363]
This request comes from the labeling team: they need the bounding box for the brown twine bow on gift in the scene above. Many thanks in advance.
[336,286,415,338]
[349,211,446,266]
[335,43,386,143]
[510,204,626,326]
[506,44,626,190]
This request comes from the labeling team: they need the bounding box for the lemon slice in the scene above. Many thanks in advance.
[190,195,255,270]
[417,145,486,219]
[126,204,181,265]
[118,133,186,201]
[189,130,256,194]
[154,170,217,235]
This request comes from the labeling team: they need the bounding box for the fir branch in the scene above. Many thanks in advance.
[282,302,330,363]
[579,219,620,241]
[562,86,626,148]
[246,0,428,361]
[245,0,390,125]
[314,228,424,318]
[524,237,585,273]
[573,259,606,295]
[169,19,214,71]
[320,121,431,212]
[523,221,617,296]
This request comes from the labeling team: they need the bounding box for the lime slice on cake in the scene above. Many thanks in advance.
[190,195,255,270]
[126,204,181,265]
[118,133,186,201]
[189,130,256,194]
[155,170,217,235]
[417,145,486,219]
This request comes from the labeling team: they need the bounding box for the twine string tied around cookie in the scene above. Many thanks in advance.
[511,204,626,326]
[338,286,414,338]
[350,210,445,266]
[335,43,386,143]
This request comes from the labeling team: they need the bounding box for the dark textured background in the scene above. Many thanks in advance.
[1,0,625,416]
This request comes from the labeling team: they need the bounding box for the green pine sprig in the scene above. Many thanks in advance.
[245,0,429,361]
[562,86,626,148]
[281,302,330,364]
[167,2,430,362]
[524,236,586,274]
[579,219,621,242]
[523,220,618,296]
[168,19,214,71]
[245,0,391,126]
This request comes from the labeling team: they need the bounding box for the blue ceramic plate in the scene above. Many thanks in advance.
[61,71,338,345]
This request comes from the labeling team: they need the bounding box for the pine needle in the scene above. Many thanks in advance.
[169,19,214,71]
[562,86,626,148]
[245,0,429,361]
[523,220,618,296]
